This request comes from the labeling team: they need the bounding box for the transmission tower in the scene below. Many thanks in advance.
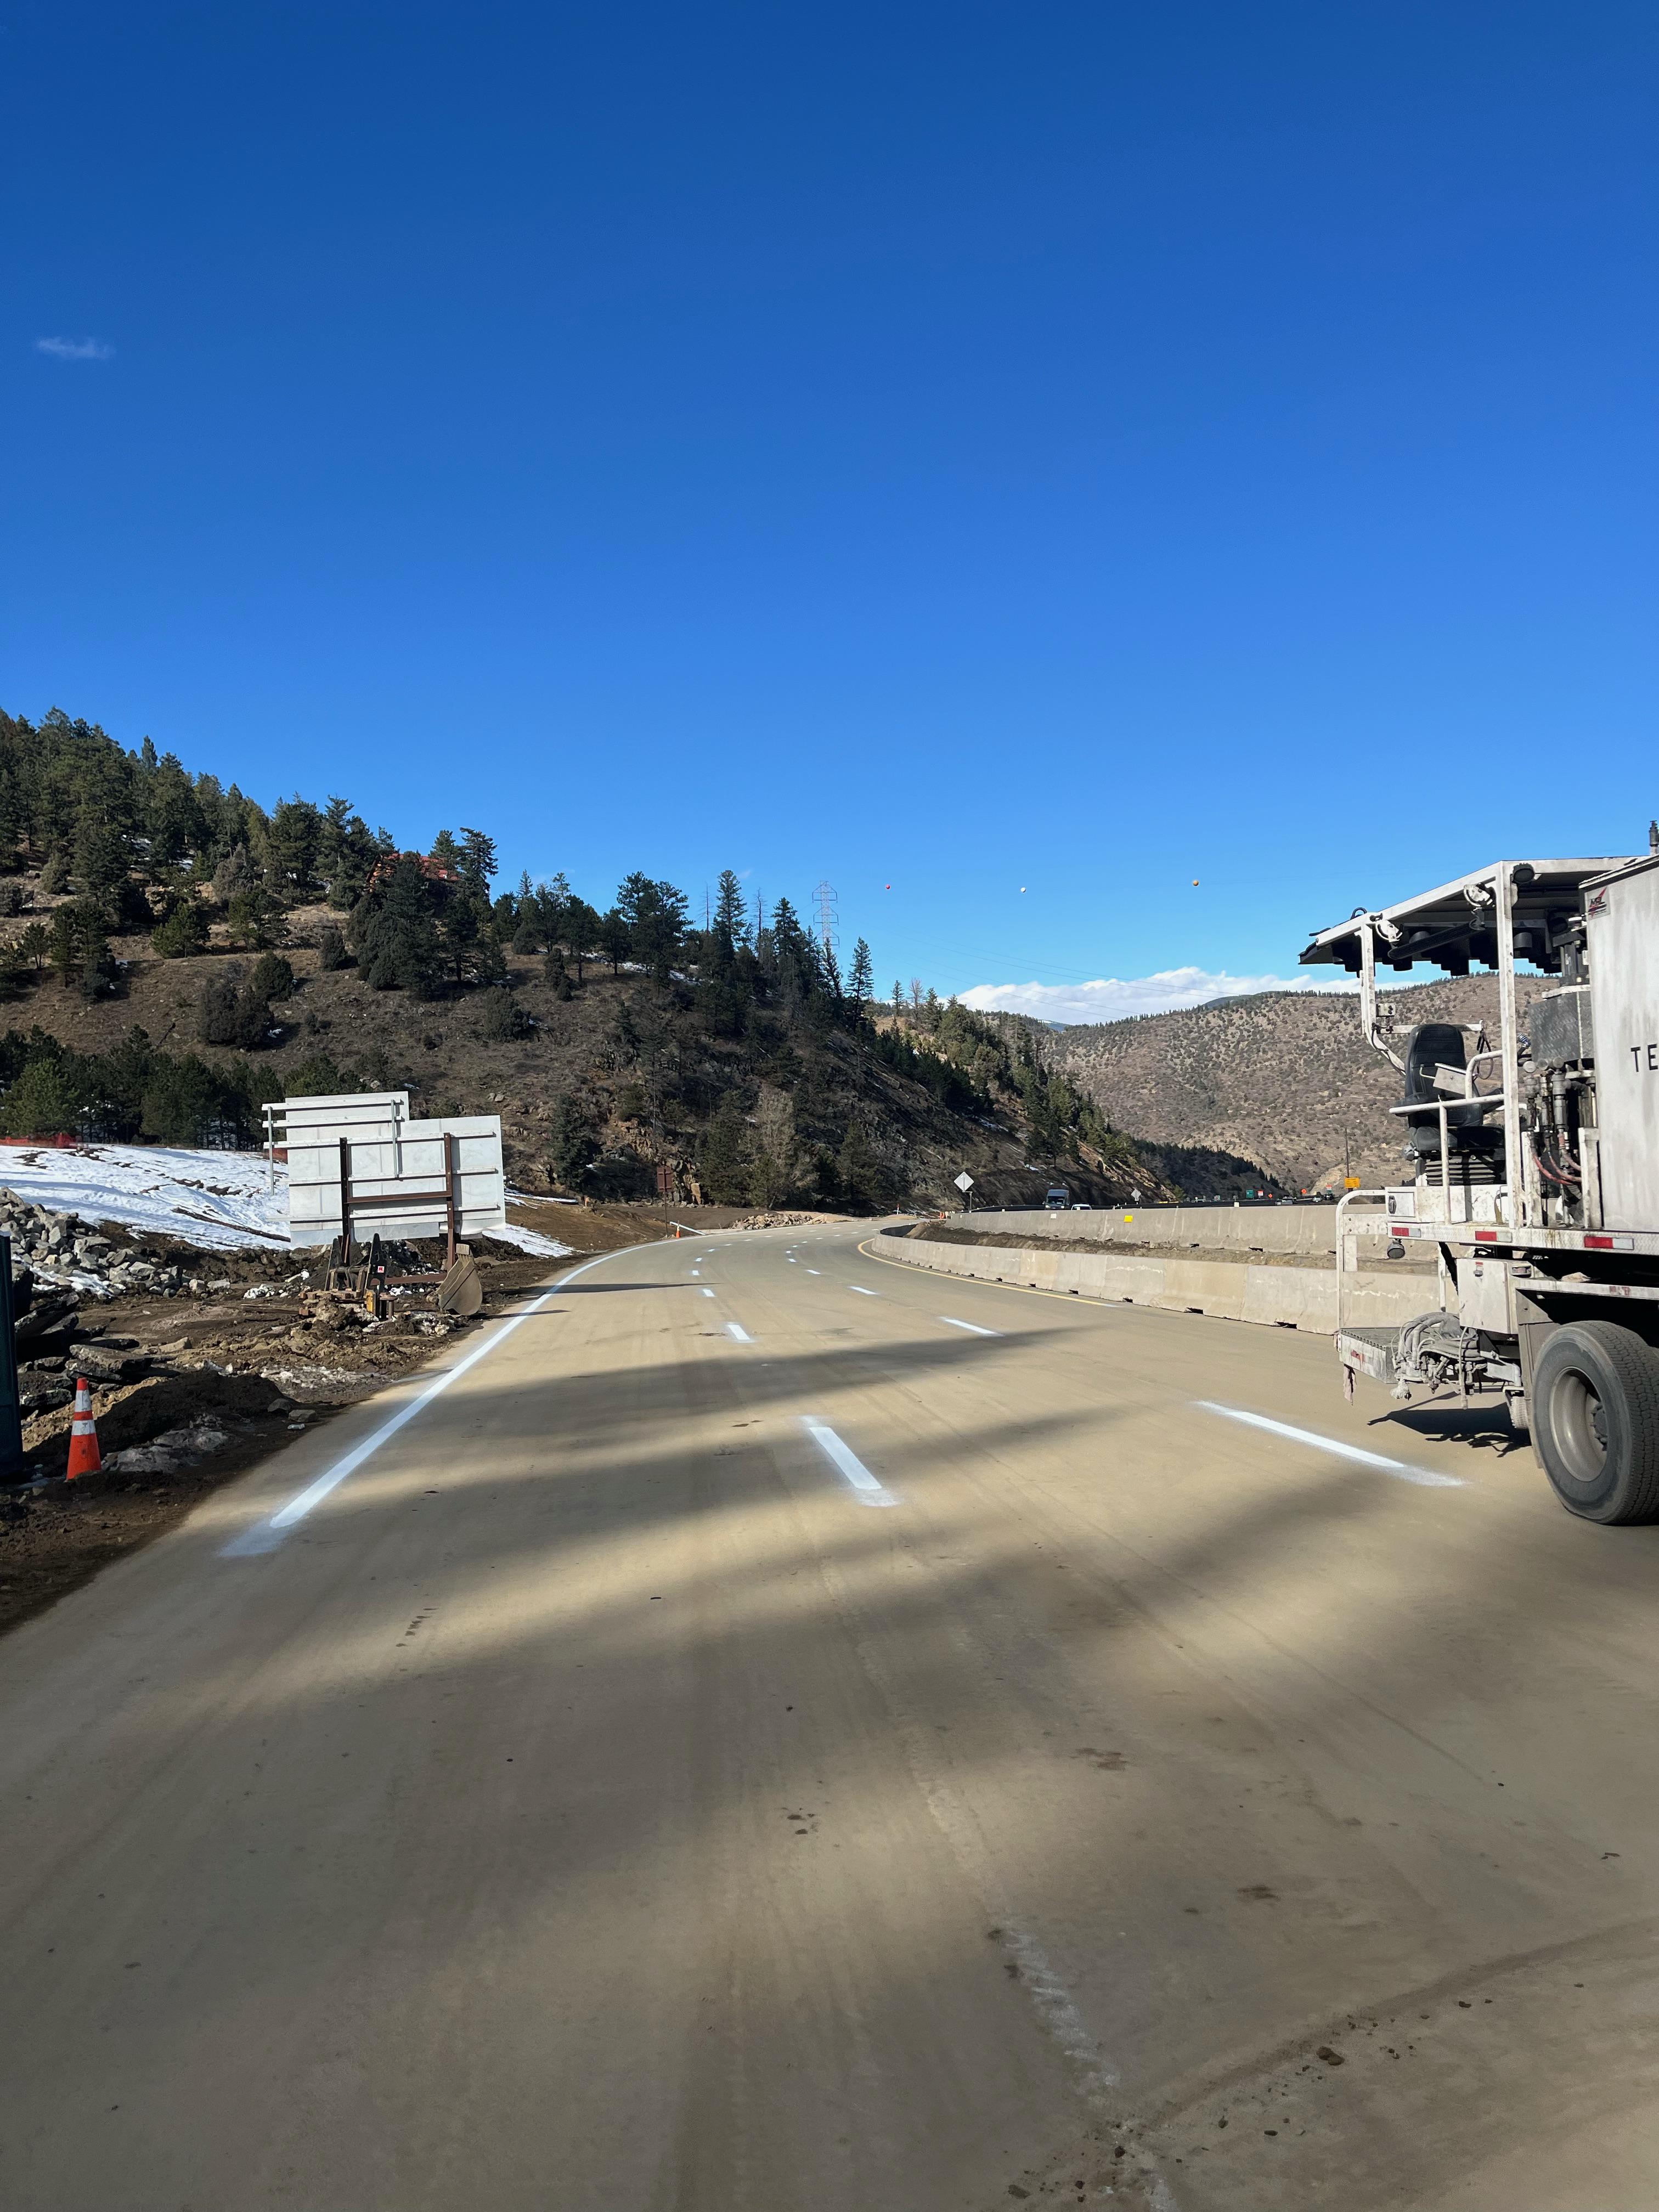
[814,879,839,963]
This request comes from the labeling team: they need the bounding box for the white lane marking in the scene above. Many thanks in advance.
[805,1268,821,1275]
[940,1316,999,1336]
[726,1322,753,1342]
[223,1248,623,1555]
[801,1418,896,1508]
[701,1287,715,1299]
[1194,1402,1466,1488]
[848,1285,878,1297]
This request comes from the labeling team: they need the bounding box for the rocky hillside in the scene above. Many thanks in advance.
[1045,975,1550,1192]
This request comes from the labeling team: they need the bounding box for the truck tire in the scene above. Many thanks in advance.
[1533,1322,1659,1524]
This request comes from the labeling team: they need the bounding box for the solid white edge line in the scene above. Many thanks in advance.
[222,1249,622,1555]
[726,1321,753,1342]
[801,1417,896,1507]
[1193,1401,1466,1488]
[939,1316,999,1336]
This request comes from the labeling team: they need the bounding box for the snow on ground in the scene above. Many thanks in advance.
[484,1221,574,1258]
[0,1143,288,1249]
[0,1141,574,1259]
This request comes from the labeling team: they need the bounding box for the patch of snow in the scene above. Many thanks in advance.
[483,1222,574,1258]
[0,1143,287,1250]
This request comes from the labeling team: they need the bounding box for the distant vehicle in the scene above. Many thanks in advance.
[1043,1187,1068,1210]
[1072,1203,1092,1211]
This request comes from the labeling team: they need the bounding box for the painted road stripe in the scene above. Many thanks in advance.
[805,1268,821,1274]
[802,1418,896,1508]
[726,1322,753,1342]
[1194,1402,1465,1488]
[701,1287,715,1299]
[940,1316,999,1336]
[223,1250,623,1555]
[848,1285,878,1297]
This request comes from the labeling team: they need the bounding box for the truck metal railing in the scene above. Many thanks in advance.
[1387,1094,1511,1222]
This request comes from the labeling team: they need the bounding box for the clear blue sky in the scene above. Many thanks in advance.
[5,2,1655,1019]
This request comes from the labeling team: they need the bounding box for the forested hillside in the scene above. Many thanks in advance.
[0,706,1204,1211]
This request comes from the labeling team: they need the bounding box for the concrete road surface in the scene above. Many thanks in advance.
[4,1222,1659,2209]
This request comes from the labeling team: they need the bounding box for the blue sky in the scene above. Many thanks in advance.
[5,2,1655,1019]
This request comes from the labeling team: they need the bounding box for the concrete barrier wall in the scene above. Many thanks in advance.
[876,1227,1429,1334]
[938,1205,1389,1258]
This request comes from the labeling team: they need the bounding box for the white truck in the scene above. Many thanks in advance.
[1301,841,1659,1522]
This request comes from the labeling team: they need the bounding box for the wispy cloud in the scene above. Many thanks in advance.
[36,336,114,362]
[960,967,1352,1026]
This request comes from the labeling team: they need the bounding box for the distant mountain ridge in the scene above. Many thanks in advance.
[1043,976,1550,1191]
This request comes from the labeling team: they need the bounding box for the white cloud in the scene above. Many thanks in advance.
[959,967,1351,1026]
[36,336,114,361]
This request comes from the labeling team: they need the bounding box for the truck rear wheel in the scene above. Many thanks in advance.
[1533,1322,1659,1524]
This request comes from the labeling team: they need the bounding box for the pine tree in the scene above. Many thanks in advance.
[151,896,208,958]
[547,1094,596,1188]
[17,922,50,973]
[891,980,905,1022]
[697,1092,748,1204]
[459,827,498,896]
[356,855,440,994]
[599,909,630,975]
[545,945,573,999]
[714,868,751,949]
[848,939,873,1013]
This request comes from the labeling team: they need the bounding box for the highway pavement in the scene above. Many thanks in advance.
[3,1221,1659,2209]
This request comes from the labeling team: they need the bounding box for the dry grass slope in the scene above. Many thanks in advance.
[1047,975,1549,1190]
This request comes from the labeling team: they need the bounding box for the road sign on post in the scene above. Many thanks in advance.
[953,1172,974,1192]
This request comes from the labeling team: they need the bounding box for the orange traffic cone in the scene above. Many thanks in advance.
[65,1376,102,1481]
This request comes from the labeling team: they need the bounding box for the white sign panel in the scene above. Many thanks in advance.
[283,1096,506,1248]
[953,1171,974,1192]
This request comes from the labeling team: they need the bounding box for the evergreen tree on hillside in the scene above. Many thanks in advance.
[459,827,498,897]
[151,894,209,958]
[267,798,323,895]
[714,868,751,949]
[849,938,873,1015]
[616,872,689,985]
[561,896,601,980]
[599,909,630,976]
[144,753,207,868]
[547,1094,596,1188]
[354,855,440,995]
[697,1092,748,1205]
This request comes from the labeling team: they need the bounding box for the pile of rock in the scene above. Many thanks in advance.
[0,1192,199,1301]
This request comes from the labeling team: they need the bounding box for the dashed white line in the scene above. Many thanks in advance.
[805,1268,821,1275]
[939,1316,999,1336]
[725,1322,753,1343]
[848,1285,878,1297]
[801,1418,896,1508]
[1194,1402,1466,1487]
[701,1287,715,1299]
